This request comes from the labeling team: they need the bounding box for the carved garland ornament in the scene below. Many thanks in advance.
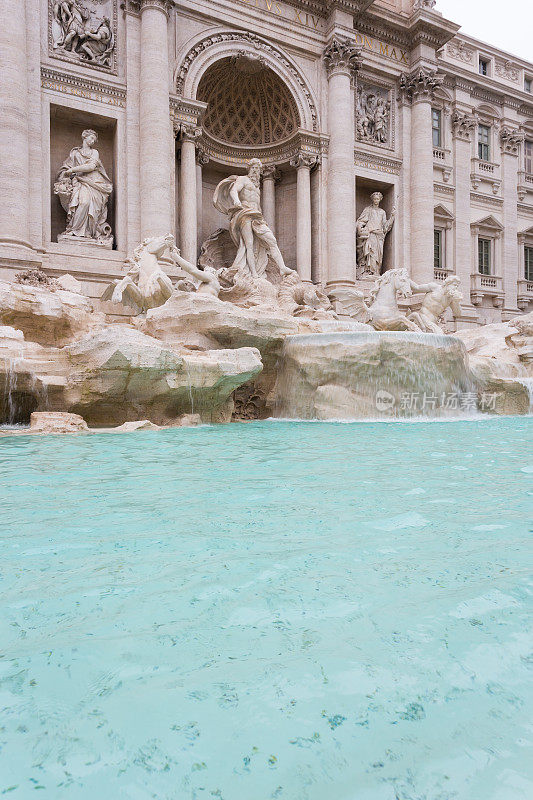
[175,32,319,133]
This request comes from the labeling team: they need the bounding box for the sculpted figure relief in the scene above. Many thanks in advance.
[213,159,293,281]
[54,129,113,247]
[52,0,114,67]
[356,192,395,278]
[408,276,463,333]
[356,87,391,145]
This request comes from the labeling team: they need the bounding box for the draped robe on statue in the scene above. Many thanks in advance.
[213,176,275,278]
[356,205,393,275]
[57,147,113,241]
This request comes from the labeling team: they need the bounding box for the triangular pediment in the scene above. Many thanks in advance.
[434,203,454,221]
[471,215,504,232]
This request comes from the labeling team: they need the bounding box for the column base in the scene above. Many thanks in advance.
[325,279,357,293]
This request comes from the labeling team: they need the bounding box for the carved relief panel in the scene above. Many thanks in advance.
[49,0,117,73]
[356,81,394,150]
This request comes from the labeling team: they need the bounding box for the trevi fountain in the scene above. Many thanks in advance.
[1,156,531,800]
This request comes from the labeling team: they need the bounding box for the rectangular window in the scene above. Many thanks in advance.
[525,247,533,282]
[478,238,491,275]
[478,125,491,161]
[432,109,442,148]
[479,58,489,76]
[525,77,532,94]
[434,229,443,270]
[525,140,533,175]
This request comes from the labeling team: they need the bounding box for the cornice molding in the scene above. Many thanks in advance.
[41,66,126,107]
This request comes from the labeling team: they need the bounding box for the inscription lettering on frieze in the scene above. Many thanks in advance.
[354,32,409,66]
[236,0,324,30]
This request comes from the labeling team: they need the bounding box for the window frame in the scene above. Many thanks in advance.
[479,58,490,77]
[525,77,532,94]
[434,229,444,270]
[478,124,491,162]
[525,246,533,282]
[478,238,492,275]
[431,108,442,149]
[525,139,533,175]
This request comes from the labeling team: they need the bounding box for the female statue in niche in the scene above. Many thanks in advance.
[356,192,395,278]
[54,129,113,246]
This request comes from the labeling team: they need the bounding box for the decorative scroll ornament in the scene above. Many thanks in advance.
[451,110,477,141]
[446,40,474,64]
[323,38,363,78]
[413,0,437,9]
[398,68,444,103]
[495,59,519,83]
[500,126,525,156]
[175,122,202,143]
[50,0,116,70]
[356,84,391,145]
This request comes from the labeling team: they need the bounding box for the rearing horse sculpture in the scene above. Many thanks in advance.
[328,268,420,331]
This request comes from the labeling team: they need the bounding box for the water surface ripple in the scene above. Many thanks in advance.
[0,418,532,800]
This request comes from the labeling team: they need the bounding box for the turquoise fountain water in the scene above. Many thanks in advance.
[1,418,532,800]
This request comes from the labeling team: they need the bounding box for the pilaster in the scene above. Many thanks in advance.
[500,126,524,312]
[323,37,363,289]
[399,68,443,283]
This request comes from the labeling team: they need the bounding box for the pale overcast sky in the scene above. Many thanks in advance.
[438,0,531,62]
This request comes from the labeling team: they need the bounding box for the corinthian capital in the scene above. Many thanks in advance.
[451,109,477,141]
[500,126,525,156]
[399,68,444,104]
[174,122,202,143]
[290,152,318,170]
[139,0,173,16]
[323,38,363,79]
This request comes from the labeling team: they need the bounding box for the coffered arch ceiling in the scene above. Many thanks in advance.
[197,56,301,147]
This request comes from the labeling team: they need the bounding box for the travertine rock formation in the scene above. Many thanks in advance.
[30,412,89,433]
[0,281,104,347]
[273,331,475,419]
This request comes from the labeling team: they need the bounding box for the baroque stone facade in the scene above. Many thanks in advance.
[1,0,533,326]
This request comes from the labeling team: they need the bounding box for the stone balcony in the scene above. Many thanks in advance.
[434,268,453,282]
[517,278,533,310]
[470,272,504,307]
[433,147,452,183]
[517,170,533,202]
[471,158,501,194]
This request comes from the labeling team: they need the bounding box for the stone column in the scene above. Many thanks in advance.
[196,149,209,253]
[262,166,279,235]
[323,38,362,289]
[0,0,31,251]
[452,110,477,316]
[290,153,316,282]
[400,68,443,283]
[500,127,523,313]
[179,125,200,264]
[139,0,173,238]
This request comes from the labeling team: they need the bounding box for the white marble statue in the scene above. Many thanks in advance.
[408,275,463,333]
[54,129,113,246]
[168,243,221,298]
[102,235,174,313]
[329,268,420,331]
[356,193,395,278]
[102,234,220,314]
[213,158,293,280]
[52,1,114,67]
